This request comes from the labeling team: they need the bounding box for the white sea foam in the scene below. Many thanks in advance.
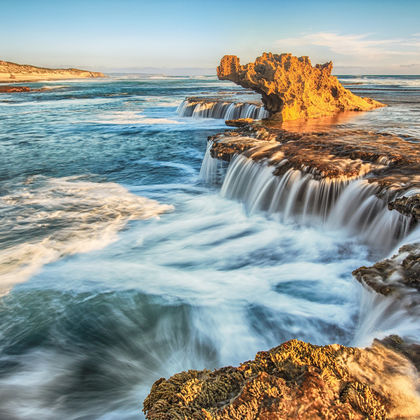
[0,176,173,294]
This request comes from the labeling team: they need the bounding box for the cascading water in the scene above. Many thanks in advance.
[199,141,228,184]
[200,142,420,357]
[177,99,269,120]
[202,153,415,253]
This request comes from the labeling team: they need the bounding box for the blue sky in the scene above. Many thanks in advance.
[1,0,419,74]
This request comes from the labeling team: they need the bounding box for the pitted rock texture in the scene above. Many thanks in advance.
[143,339,420,419]
[217,53,384,121]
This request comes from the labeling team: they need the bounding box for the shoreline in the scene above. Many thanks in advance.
[0,59,105,84]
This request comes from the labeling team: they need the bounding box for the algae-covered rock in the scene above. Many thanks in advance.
[143,339,420,419]
[217,53,384,121]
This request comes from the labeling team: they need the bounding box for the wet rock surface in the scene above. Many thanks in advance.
[208,123,420,220]
[0,85,56,93]
[144,339,420,419]
[225,118,254,127]
[217,53,384,121]
[353,243,420,297]
[0,85,31,93]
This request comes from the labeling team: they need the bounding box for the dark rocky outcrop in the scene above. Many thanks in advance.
[217,53,384,121]
[353,243,420,298]
[0,86,31,93]
[144,339,420,419]
[225,118,254,127]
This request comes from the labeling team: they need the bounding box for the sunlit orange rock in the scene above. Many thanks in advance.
[217,53,385,121]
[143,338,420,419]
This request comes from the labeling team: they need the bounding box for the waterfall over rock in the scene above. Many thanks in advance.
[177,98,269,120]
[201,152,413,252]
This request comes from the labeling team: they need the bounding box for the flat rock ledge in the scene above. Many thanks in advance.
[217,53,384,121]
[143,338,420,419]
[208,123,420,221]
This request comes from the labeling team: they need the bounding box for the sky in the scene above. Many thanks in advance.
[1,0,420,74]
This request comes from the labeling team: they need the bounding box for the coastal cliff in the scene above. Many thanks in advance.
[217,53,384,121]
[0,60,104,82]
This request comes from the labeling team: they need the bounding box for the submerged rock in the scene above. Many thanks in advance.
[0,85,31,93]
[143,339,420,419]
[217,53,384,121]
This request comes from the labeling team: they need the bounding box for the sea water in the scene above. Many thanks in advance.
[0,74,419,419]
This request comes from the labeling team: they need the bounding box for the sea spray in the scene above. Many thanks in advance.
[0,176,173,294]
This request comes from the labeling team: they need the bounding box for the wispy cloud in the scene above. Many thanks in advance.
[274,32,420,72]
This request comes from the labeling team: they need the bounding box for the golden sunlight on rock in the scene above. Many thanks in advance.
[217,53,385,121]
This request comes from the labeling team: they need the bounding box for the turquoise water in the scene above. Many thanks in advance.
[0,75,419,419]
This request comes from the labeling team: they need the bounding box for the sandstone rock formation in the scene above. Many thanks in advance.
[217,53,384,121]
[144,339,420,419]
[0,60,104,83]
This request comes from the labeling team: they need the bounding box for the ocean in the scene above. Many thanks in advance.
[0,74,419,419]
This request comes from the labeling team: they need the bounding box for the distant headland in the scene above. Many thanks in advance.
[0,60,105,83]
